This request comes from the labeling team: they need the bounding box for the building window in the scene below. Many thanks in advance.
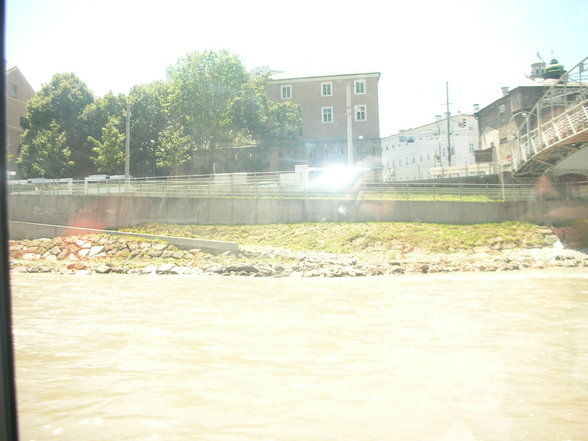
[354,79,366,94]
[322,107,333,123]
[355,105,367,121]
[10,84,17,98]
[321,82,332,97]
[469,143,475,153]
[281,85,292,100]
[498,104,505,114]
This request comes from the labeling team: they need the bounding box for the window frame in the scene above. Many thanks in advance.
[354,104,367,121]
[321,82,333,97]
[354,79,366,95]
[280,84,292,100]
[321,106,334,124]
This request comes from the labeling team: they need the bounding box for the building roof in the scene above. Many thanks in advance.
[269,70,380,82]
[382,114,476,140]
[5,66,36,96]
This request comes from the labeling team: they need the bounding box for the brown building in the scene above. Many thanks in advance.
[475,81,548,163]
[267,71,381,168]
[474,59,583,168]
[6,66,35,177]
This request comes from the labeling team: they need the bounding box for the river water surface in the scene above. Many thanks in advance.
[11,269,588,441]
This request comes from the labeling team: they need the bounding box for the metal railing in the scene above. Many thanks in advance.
[513,55,588,175]
[8,172,588,202]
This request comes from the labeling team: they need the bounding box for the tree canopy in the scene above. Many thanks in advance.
[17,50,302,179]
[19,73,94,178]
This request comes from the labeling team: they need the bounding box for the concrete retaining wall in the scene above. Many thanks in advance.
[8,194,588,240]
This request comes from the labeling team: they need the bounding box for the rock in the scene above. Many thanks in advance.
[170,266,189,275]
[67,262,87,270]
[50,246,61,255]
[203,265,223,274]
[78,248,90,257]
[21,253,41,260]
[95,264,112,274]
[57,250,69,260]
[153,243,168,251]
[126,241,139,251]
[141,265,158,274]
[89,246,104,257]
[147,249,163,258]
[224,263,259,274]
[172,251,185,259]
[157,263,175,274]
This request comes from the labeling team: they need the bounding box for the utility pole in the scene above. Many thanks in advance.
[446,81,452,167]
[125,100,131,185]
[346,83,354,166]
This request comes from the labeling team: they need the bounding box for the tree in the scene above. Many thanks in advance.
[128,82,172,176]
[230,74,302,147]
[155,123,192,175]
[82,92,127,145]
[89,116,125,174]
[168,50,249,151]
[19,73,95,177]
[17,121,74,178]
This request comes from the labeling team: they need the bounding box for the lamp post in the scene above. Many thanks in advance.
[125,100,131,186]
[509,110,538,166]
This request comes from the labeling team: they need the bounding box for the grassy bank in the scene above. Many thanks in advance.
[122,221,551,255]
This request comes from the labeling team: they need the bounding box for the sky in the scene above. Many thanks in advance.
[6,0,588,137]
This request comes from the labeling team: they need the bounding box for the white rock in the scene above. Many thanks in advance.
[157,263,175,274]
[89,246,104,257]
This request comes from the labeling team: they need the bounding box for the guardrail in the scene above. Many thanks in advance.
[8,173,588,202]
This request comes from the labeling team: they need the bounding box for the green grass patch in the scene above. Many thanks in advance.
[122,221,548,255]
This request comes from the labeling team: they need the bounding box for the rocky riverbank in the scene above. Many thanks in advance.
[9,232,588,277]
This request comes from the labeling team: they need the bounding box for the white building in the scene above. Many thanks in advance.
[381,114,480,181]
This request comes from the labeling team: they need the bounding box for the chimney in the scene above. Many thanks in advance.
[473,104,480,112]
[501,86,510,96]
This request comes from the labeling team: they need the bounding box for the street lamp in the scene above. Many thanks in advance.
[509,110,538,166]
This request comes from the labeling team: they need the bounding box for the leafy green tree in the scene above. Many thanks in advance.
[82,92,127,144]
[89,116,125,174]
[230,74,302,146]
[155,123,192,175]
[168,50,249,151]
[263,100,303,146]
[19,73,95,177]
[128,82,172,176]
[17,121,74,178]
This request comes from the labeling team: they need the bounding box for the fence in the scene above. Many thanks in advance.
[8,171,588,202]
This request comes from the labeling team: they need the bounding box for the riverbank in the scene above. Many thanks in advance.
[9,222,588,276]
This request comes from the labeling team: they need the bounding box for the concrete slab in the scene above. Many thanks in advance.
[8,221,239,254]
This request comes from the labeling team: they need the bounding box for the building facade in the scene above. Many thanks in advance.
[381,114,479,181]
[475,83,548,165]
[267,72,381,168]
[6,67,35,177]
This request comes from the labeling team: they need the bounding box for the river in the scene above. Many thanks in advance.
[10,269,588,441]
